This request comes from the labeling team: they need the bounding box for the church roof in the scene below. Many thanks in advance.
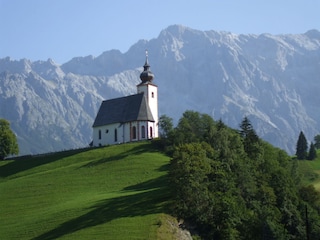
[92,93,155,127]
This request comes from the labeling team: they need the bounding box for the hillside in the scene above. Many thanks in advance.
[1,138,319,239]
[1,25,320,155]
[165,111,320,239]
[298,149,320,190]
[0,142,182,240]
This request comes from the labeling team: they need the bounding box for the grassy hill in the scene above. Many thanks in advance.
[297,149,320,191]
[0,142,177,240]
[1,140,319,240]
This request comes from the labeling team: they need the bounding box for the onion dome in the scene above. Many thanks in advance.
[140,50,154,83]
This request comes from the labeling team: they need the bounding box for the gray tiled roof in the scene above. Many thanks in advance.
[92,93,155,127]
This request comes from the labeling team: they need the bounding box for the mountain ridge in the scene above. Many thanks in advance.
[1,25,319,155]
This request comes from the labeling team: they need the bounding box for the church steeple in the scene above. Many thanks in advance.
[139,50,154,84]
[136,50,158,139]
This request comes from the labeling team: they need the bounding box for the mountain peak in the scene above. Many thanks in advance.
[160,24,199,37]
[305,29,320,39]
[0,57,32,74]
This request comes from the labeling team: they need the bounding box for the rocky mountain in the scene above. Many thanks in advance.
[1,25,319,155]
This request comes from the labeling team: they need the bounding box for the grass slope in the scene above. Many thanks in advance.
[0,142,171,240]
[298,149,320,190]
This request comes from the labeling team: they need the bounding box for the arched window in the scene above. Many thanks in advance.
[141,126,145,138]
[114,128,118,142]
[151,92,154,98]
[98,130,101,140]
[132,126,137,139]
[149,127,153,139]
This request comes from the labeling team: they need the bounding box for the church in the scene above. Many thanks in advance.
[92,52,159,146]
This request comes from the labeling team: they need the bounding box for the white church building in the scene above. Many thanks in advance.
[92,52,158,146]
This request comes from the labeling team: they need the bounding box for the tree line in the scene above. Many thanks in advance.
[159,111,320,239]
[296,131,319,160]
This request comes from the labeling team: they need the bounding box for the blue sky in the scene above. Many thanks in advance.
[1,0,319,64]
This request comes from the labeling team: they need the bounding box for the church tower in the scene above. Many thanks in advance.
[137,51,159,138]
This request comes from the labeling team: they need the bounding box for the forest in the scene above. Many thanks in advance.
[159,111,320,239]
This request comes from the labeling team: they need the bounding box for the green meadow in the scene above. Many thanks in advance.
[0,142,172,240]
[297,149,320,190]
[1,141,319,240]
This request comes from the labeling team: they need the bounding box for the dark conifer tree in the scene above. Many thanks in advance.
[296,131,308,160]
[314,135,320,149]
[307,142,317,160]
[239,116,261,159]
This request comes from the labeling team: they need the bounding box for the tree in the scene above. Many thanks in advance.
[314,135,320,149]
[174,110,215,145]
[0,119,19,159]
[296,131,308,160]
[308,142,317,160]
[167,112,319,239]
[158,114,173,139]
[170,142,245,239]
[239,116,262,159]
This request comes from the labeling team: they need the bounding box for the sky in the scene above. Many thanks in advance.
[1,0,319,64]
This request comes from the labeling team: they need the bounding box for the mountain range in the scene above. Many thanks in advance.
[1,25,319,155]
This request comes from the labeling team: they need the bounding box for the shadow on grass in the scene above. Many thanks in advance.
[0,142,159,178]
[33,177,170,240]
[81,142,161,168]
[0,148,92,178]
[123,174,169,192]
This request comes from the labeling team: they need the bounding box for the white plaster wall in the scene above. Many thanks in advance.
[93,123,122,146]
[147,85,159,138]
[93,121,151,147]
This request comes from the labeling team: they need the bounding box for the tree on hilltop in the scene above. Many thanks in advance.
[308,142,317,160]
[0,119,19,160]
[296,131,308,160]
[314,134,320,149]
[239,116,262,159]
[159,114,174,139]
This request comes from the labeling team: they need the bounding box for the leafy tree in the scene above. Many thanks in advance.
[299,185,320,238]
[170,142,215,220]
[166,111,320,239]
[174,110,215,145]
[0,119,19,159]
[296,131,308,160]
[299,185,320,207]
[158,114,173,139]
[170,142,246,239]
[314,134,320,149]
[307,142,317,160]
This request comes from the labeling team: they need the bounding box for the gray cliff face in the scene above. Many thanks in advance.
[0,25,319,154]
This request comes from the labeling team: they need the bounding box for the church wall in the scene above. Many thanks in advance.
[93,123,122,146]
[123,121,150,142]
[92,120,152,147]
[146,121,155,139]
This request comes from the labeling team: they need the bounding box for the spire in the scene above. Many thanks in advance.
[144,49,150,67]
[140,50,154,83]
